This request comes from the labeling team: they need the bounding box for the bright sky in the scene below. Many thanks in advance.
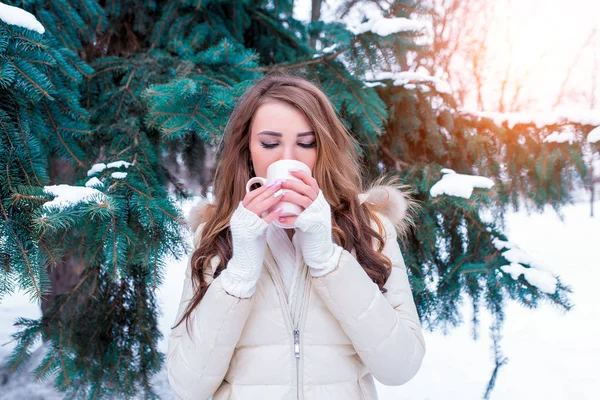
[294,0,600,113]
[474,0,600,111]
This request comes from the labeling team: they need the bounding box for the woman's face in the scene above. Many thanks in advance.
[249,101,317,178]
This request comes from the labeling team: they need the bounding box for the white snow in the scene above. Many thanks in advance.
[493,236,558,293]
[543,129,576,144]
[313,43,339,58]
[111,172,127,179]
[365,71,452,94]
[85,177,103,188]
[471,109,600,129]
[294,0,426,37]
[322,44,338,53]
[493,237,553,272]
[500,263,557,294]
[1,196,599,399]
[87,163,107,176]
[43,184,106,210]
[87,160,132,177]
[500,245,552,272]
[588,126,600,143]
[0,3,45,34]
[106,160,132,169]
[363,81,385,88]
[430,168,495,199]
[350,16,426,36]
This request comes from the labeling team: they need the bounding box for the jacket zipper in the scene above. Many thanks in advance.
[294,327,300,399]
[294,328,300,358]
[262,248,303,399]
[292,267,306,399]
[292,266,311,399]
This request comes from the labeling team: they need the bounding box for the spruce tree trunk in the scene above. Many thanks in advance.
[201,142,217,198]
[41,158,86,314]
[40,248,86,314]
[163,135,217,198]
[310,0,323,49]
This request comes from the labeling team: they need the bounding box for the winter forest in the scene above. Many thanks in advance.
[0,0,598,399]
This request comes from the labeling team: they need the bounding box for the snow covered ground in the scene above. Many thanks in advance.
[1,197,598,399]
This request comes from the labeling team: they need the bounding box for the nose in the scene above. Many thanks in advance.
[281,145,296,161]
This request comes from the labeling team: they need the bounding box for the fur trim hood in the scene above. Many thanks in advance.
[187,185,416,238]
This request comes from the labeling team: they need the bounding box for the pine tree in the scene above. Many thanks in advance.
[0,0,596,397]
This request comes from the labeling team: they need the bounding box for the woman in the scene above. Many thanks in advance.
[167,73,426,399]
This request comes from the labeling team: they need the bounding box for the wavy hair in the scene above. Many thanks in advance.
[175,72,397,330]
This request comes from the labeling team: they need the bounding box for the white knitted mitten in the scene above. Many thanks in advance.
[294,190,343,277]
[220,201,269,298]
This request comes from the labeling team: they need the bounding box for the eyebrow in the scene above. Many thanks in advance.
[258,130,315,137]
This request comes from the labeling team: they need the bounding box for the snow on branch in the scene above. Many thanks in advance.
[312,0,427,37]
[364,71,451,94]
[86,160,133,176]
[467,109,600,130]
[430,168,494,199]
[543,129,576,144]
[43,185,106,210]
[350,16,426,36]
[463,109,600,144]
[107,160,133,169]
[312,43,339,59]
[85,177,103,188]
[0,3,45,34]
[111,172,127,179]
[493,238,557,294]
[588,126,600,143]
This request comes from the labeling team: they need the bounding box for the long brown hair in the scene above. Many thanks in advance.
[175,72,395,330]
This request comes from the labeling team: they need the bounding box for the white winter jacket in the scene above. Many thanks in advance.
[167,185,426,399]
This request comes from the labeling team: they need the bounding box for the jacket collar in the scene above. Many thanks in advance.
[187,184,415,238]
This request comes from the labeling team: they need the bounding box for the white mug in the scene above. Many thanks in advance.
[245,159,312,228]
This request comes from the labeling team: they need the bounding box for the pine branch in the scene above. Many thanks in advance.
[42,100,85,166]
[262,45,350,71]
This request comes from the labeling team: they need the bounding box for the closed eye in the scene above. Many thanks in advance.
[260,142,316,149]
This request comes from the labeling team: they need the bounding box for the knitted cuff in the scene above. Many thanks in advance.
[308,244,343,277]
[220,269,258,299]
[294,190,341,274]
[295,190,330,233]
[221,201,269,299]
[230,201,269,233]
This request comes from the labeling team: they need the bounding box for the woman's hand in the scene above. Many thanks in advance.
[222,182,286,298]
[243,180,285,224]
[280,171,342,275]
[277,170,319,226]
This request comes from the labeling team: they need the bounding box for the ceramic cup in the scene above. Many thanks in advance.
[245,159,312,228]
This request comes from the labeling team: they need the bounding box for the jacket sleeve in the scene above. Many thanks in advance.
[166,224,255,399]
[310,213,426,386]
